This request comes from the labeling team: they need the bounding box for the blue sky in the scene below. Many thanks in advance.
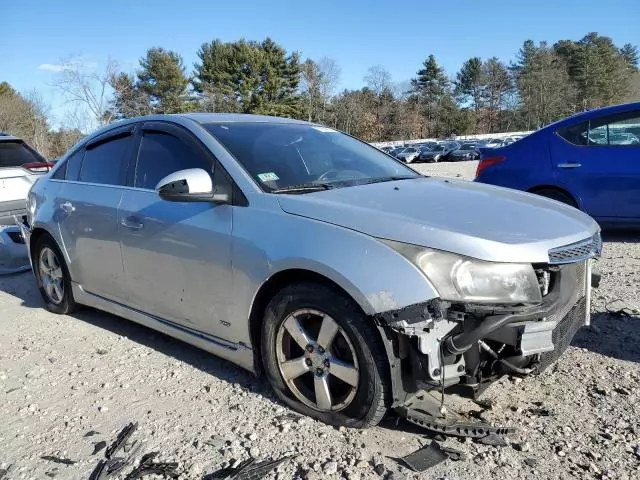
[2,0,638,127]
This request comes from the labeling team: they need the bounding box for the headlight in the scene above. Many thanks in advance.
[27,194,37,225]
[381,240,542,304]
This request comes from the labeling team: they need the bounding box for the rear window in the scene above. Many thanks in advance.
[0,141,43,167]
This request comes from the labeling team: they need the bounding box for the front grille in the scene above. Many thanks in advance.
[548,234,602,264]
[537,296,587,372]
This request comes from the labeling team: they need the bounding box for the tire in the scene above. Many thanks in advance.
[261,282,390,428]
[33,234,80,315]
[532,188,578,208]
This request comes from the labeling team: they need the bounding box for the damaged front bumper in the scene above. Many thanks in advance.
[0,216,31,274]
[375,259,599,409]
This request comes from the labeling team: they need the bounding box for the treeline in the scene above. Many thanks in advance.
[0,82,83,158]
[107,32,640,141]
[1,32,639,158]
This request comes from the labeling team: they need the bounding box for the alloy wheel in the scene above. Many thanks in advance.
[276,308,359,412]
[38,247,64,305]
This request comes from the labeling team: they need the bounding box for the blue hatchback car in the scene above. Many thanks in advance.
[475,102,640,227]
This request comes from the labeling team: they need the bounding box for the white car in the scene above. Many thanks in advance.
[0,134,52,273]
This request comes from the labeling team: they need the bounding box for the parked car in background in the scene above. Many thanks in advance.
[0,134,53,273]
[481,138,504,148]
[449,143,481,161]
[396,146,420,163]
[419,143,459,162]
[475,101,640,227]
[20,113,601,429]
[389,147,406,158]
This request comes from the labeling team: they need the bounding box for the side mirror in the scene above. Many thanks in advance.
[156,168,230,204]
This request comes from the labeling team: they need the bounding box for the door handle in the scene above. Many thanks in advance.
[120,216,144,230]
[557,163,582,169]
[60,201,75,214]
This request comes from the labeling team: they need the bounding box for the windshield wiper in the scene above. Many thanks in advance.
[360,175,418,185]
[270,183,334,194]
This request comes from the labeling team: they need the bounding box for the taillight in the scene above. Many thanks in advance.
[475,155,506,177]
[22,161,55,173]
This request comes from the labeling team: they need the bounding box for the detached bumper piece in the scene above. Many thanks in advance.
[395,393,515,440]
[0,220,30,274]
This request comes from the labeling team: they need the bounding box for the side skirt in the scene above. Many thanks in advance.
[72,283,256,373]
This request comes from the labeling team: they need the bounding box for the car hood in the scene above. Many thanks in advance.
[276,177,599,263]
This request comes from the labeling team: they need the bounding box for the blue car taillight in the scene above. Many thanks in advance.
[475,155,506,178]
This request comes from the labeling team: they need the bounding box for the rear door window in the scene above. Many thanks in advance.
[0,141,43,167]
[80,134,133,185]
[558,112,640,147]
[557,122,589,146]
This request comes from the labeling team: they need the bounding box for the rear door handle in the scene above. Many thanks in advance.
[557,163,582,169]
[120,216,144,230]
[60,201,75,214]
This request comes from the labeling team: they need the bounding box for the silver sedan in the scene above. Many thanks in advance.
[19,114,601,428]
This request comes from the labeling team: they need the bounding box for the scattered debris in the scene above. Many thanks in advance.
[524,458,539,467]
[84,430,101,437]
[105,422,138,459]
[92,441,107,455]
[373,462,386,475]
[124,452,179,479]
[40,456,76,465]
[5,387,20,394]
[527,407,552,417]
[477,434,509,447]
[398,441,448,472]
[439,445,467,461]
[0,465,11,480]
[203,456,291,479]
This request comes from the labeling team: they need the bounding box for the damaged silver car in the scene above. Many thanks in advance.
[19,114,601,429]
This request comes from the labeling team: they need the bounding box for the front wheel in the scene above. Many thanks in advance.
[33,234,80,315]
[261,282,390,428]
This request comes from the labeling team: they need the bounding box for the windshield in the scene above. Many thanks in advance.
[204,122,419,192]
[432,145,446,152]
[460,144,475,150]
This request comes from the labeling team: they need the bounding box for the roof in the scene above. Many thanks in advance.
[543,101,640,130]
[0,134,20,142]
[177,113,310,125]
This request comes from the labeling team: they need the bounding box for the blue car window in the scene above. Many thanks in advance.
[557,122,589,146]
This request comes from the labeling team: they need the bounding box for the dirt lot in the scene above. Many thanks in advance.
[1,161,639,479]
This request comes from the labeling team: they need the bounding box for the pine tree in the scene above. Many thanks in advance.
[192,38,302,118]
[137,47,191,113]
[455,57,484,132]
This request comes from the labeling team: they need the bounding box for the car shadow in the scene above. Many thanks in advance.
[2,273,269,396]
[71,306,268,391]
[572,310,640,363]
[601,230,640,243]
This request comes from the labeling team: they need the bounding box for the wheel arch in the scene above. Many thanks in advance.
[527,184,581,209]
[29,226,57,261]
[249,268,375,374]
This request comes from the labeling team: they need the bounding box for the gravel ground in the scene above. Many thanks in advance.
[1,161,639,479]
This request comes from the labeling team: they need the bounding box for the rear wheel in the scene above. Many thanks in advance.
[33,234,80,315]
[261,282,390,428]
[532,188,578,208]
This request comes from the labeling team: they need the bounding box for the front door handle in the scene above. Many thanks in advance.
[60,201,75,214]
[557,163,582,169]
[120,216,144,230]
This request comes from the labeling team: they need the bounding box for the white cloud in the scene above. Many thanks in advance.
[37,55,98,73]
[38,63,68,72]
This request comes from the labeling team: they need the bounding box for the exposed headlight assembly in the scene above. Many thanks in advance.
[382,239,542,304]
